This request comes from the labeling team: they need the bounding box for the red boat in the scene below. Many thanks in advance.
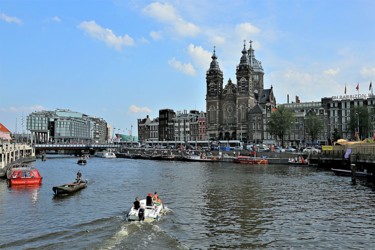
[233,156,269,164]
[7,167,43,186]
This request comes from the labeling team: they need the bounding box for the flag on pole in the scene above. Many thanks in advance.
[370,82,372,91]
[344,84,346,94]
[356,83,359,91]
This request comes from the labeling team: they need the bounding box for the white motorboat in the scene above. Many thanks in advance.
[94,151,116,158]
[127,199,164,222]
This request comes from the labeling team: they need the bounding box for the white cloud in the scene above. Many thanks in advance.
[187,44,211,70]
[78,20,134,51]
[324,68,340,76]
[150,30,162,40]
[129,105,152,113]
[235,23,261,38]
[52,16,61,23]
[143,2,200,37]
[0,12,22,25]
[0,105,46,113]
[360,67,375,78]
[168,58,196,76]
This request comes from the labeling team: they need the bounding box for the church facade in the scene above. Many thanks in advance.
[206,41,277,143]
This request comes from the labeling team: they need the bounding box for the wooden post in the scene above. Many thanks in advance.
[351,163,357,185]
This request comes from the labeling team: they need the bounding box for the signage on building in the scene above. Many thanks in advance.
[322,145,333,151]
[331,94,374,101]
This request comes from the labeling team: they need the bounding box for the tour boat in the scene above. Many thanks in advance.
[127,199,164,222]
[233,155,268,164]
[94,151,116,158]
[53,180,87,196]
[7,165,43,186]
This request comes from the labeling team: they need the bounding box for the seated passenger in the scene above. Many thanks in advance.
[152,192,159,203]
[146,193,153,206]
[133,197,140,210]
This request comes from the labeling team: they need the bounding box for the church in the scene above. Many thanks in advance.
[206,41,277,143]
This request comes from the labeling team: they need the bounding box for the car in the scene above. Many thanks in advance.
[285,147,296,152]
[274,146,285,153]
[303,147,321,153]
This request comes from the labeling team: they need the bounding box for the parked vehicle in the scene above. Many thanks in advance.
[303,147,321,153]
[274,146,285,153]
[285,147,296,152]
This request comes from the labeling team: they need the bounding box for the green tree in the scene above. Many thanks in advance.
[305,111,324,143]
[332,128,341,143]
[267,105,294,146]
[348,106,370,140]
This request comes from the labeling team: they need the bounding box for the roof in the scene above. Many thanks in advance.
[0,123,11,133]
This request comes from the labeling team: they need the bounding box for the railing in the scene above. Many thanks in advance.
[33,144,121,149]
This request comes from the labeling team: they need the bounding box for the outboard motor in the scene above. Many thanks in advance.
[138,208,145,221]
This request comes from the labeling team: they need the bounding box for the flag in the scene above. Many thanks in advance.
[344,84,346,94]
[370,82,372,91]
[356,83,359,91]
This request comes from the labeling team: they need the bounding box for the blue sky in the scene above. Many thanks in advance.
[1,0,374,135]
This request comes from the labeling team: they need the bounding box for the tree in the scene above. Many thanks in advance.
[332,128,341,143]
[348,106,370,140]
[267,105,294,146]
[305,111,324,143]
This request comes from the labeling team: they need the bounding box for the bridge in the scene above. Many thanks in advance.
[34,143,121,153]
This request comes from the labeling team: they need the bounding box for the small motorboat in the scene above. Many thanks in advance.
[52,180,87,196]
[94,151,116,158]
[77,158,87,165]
[127,199,164,222]
[7,165,43,186]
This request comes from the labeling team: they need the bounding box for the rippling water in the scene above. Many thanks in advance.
[1,156,375,249]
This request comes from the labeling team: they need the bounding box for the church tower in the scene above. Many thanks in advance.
[236,41,255,141]
[206,47,223,140]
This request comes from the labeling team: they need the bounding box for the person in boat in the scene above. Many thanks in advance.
[146,193,153,206]
[152,192,162,204]
[133,197,145,221]
[76,170,82,183]
[133,197,141,210]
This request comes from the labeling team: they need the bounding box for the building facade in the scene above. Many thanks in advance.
[158,109,176,141]
[205,41,276,142]
[322,94,375,141]
[26,109,108,144]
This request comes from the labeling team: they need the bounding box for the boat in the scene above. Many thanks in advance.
[331,168,373,177]
[94,151,116,158]
[52,180,87,196]
[288,157,309,166]
[233,155,268,164]
[77,158,87,165]
[7,164,43,186]
[182,153,217,162]
[127,199,164,222]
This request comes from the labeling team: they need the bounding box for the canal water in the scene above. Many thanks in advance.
[1,156,375,249]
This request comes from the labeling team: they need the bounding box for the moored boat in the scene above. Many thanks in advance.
[95,151,116,158]
[7,164,43,186]
[233,155,268,164]
[53,180,87,196]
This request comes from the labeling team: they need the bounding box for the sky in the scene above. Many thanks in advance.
[1,0,374,136]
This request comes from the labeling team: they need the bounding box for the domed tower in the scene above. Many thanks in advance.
[248,40,264,100]
[206,47,223,140]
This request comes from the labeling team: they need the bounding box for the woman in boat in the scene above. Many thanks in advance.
[152,192,162,204]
